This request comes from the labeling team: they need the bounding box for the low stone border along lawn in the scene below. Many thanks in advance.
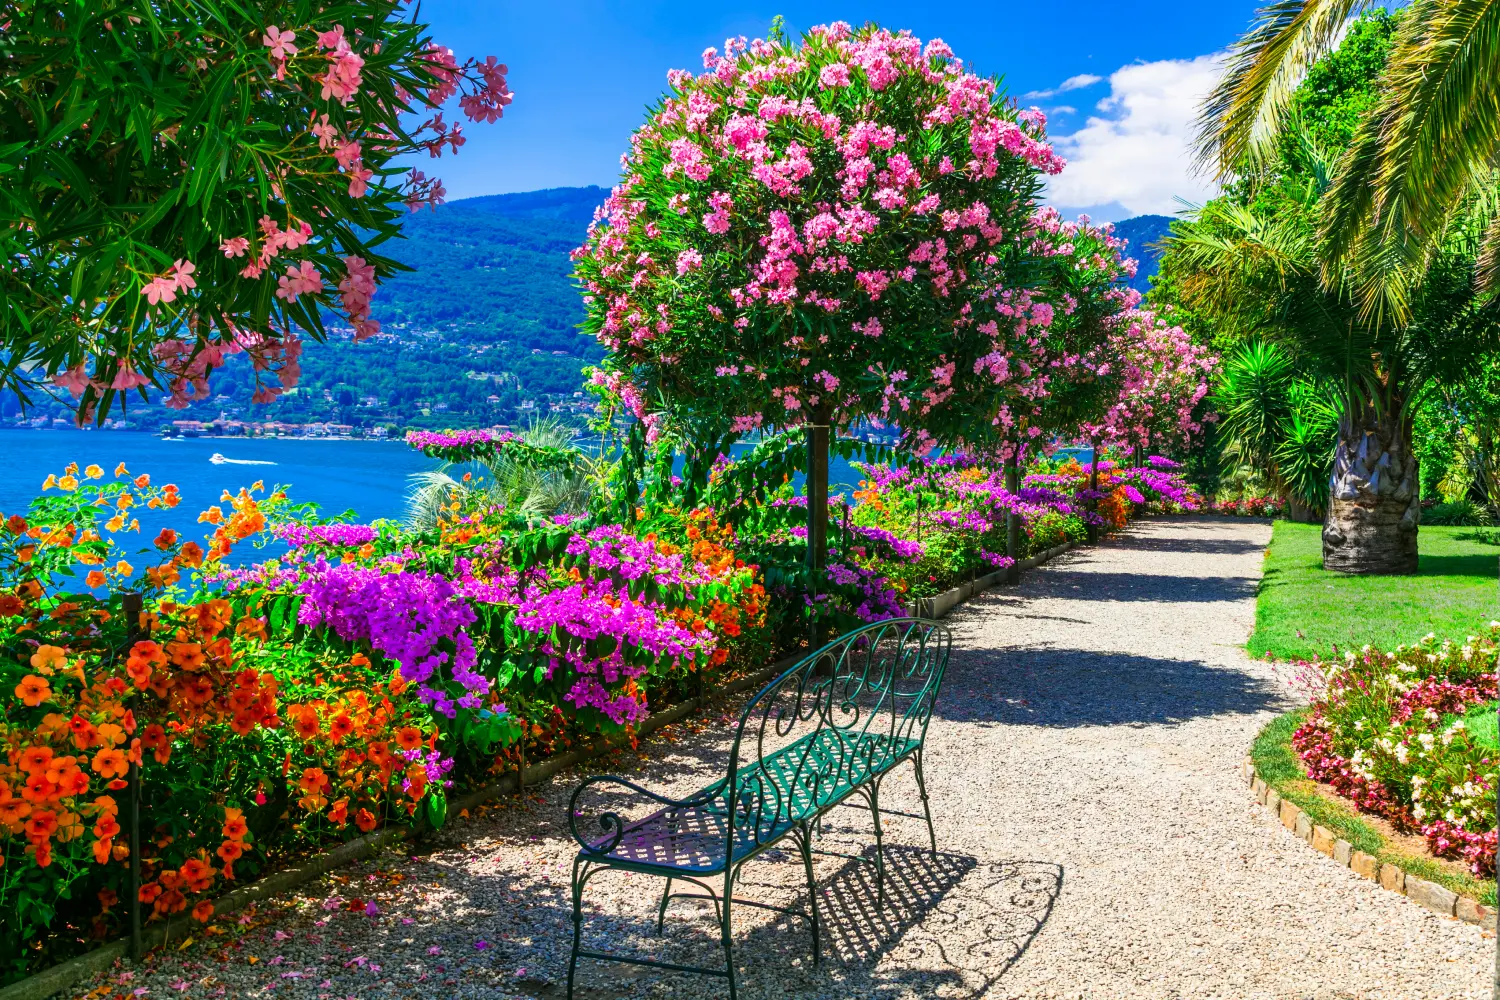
[1249,710,1496,924]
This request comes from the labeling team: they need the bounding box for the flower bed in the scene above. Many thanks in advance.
[1290,630,1498,878]
[1209,495,1286,518]
[0,445,1189,982]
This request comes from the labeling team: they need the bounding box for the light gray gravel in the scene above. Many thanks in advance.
[70,516,1494,999]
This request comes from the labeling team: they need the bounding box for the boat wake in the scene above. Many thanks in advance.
[209,453,277,466]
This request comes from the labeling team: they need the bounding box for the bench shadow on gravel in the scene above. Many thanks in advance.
[934,644,1285,727]
[547,844,1060,999]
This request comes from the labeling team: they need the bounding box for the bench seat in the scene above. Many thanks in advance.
[588,729,923,873]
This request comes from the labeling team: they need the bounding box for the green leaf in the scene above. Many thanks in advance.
[426,788,448,829]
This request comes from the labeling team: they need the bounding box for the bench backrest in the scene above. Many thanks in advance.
[725,617,951,850]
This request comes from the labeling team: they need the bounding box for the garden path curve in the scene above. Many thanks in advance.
[76,516,1492,1000]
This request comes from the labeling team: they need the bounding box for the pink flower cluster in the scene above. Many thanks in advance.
[221,215,314,280]
[339,256,380,340]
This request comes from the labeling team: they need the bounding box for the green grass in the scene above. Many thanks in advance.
[1248,522,1500,661]
[1252,711,1497,906]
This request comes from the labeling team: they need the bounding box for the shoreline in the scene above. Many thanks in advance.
[1,429,402,442]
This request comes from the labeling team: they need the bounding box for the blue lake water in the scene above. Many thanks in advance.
[0,431,436,566]
[0,431,872,567]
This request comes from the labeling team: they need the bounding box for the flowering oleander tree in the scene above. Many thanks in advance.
[0,1,512,420]
[1083,308,1218,455]
[572,21,1136,558]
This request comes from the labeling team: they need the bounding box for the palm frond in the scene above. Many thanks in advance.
[1477,192,1500,291]
[1195,0,1374,177]
[405,470,467,532]
[1324,0,1500,319]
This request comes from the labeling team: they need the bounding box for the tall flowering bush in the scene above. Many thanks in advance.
[573,21,1134,459]
[1,1,512,418]
[1085,309,1218,453]
[1291,630,1498,877]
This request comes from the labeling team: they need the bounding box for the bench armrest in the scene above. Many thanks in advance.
[567,774,724,856]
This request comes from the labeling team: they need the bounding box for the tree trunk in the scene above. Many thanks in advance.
[1286,495,1319,523]
[1086,438,1099,544]
[1322,402,1418,575]
[1005,449,1020,583]
[805,419,829,573]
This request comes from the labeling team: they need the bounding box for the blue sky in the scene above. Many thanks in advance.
[419,1,1264,221]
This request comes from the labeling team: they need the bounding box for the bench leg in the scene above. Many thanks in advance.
[567,857,586,1000]
[867,782,886,906]
[656,877,672,934]
[795,822,821,965]
[720,871,738,1000]
[914,749,937,856]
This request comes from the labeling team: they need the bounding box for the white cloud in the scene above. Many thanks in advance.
[1060,73,1103,91]
[1023,73,1102,99]
[1045,53,1224,218]
[1049,105,1077,116]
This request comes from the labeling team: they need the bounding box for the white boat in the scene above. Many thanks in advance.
[209,452,276,466]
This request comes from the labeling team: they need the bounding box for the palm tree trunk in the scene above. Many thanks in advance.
[1322,400,1418,574]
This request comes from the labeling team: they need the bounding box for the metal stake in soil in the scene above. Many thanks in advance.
[122,591,144,963]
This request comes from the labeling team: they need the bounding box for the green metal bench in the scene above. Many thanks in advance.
[565,617,952,999]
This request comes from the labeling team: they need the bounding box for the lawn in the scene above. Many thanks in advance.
[1248,522,1499,661]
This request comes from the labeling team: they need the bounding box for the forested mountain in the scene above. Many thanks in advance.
[7,187,612,432]
[7,189,1177,433]
[1111,214,1173,294]
[367,186,608,354]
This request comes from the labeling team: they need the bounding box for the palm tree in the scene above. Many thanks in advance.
[1166,146,1497,573]
[405,417,599,531]
[1195,0,1500,320]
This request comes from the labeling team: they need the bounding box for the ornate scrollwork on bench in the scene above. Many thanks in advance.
[564,617,952,999]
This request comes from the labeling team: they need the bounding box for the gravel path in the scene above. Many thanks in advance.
[75,516,1493,1000]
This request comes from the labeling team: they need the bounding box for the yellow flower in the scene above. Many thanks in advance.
[114,463,128,477]
[83,465,103,480]
[128,518,139,532]
[41,474,57,491]
[57,475,78,492]
[30,645,68,674]
[105,515,126,532]
[114,560,133,576]
[251,480,264,493]
[65,462,79,476]
[116,494,134,510]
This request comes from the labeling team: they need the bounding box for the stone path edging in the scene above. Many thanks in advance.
[907,540,1075,619]
[1241,754,1497,932]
